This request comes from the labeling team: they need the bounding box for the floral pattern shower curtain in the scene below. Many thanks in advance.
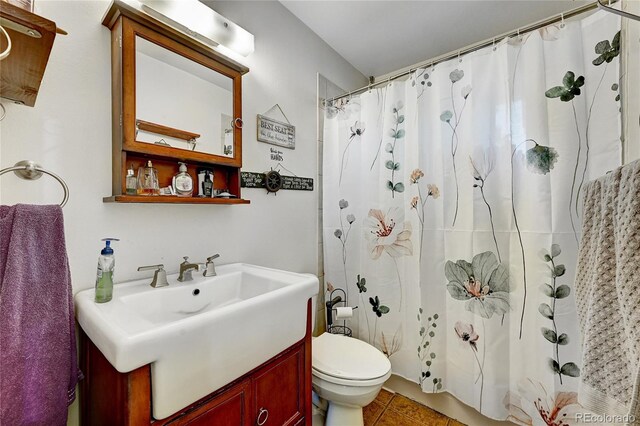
[323,11,621,423]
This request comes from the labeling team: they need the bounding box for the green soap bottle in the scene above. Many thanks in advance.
[95,238,119,303]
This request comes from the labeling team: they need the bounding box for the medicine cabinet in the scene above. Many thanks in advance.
[101,0,249,204]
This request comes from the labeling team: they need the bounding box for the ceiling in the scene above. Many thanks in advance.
[280,1,589,77]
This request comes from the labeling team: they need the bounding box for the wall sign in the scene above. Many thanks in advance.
[257,114,295,149]
[241,171,313,192]
[270,148,284,161]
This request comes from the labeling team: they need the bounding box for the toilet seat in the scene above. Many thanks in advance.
[312,333,391,385]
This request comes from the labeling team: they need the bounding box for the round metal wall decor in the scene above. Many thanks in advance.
[264,170,283,193]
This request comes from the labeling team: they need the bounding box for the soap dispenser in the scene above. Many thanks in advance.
[95,238,119,303]
[173,162,193,197]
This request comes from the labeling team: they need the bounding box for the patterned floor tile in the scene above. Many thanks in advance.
[375,389,395,407]
[386,395,449,426]
[375,408,425,426]
[363,400,385,425]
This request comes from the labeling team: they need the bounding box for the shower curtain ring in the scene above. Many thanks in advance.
[492,38,496,51]
[458,51,462,63]
[560,13,565,28]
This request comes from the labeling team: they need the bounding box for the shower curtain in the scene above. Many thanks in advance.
[323,10,621,423]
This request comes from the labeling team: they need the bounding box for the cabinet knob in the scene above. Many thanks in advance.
[256,407,269,425]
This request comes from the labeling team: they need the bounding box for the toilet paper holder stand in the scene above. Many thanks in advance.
[326,288,358,337]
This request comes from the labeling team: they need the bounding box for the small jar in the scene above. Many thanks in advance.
[125,165,137,195]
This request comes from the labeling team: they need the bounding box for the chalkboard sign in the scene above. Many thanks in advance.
[241,172,313,191]
[282,176,314,191]
[241,172,265,188]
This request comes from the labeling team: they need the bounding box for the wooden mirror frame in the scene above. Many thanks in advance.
[120,17,243,166]
[103,0,249,167]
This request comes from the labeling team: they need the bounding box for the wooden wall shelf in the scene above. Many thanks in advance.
[0,2,65,106]
[136,119,200,142]
[103,195,250,204]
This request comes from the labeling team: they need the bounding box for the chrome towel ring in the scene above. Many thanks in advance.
[0,160,69,207]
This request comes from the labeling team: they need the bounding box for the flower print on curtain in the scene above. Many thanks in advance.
[322,9,621,422]
[440,70,472,227]
[504,379,583,426]
[365,205,412,343]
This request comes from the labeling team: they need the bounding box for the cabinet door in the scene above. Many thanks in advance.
[167,379,251,426]
[253,347,304,426]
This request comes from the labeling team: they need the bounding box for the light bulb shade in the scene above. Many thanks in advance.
[138,0,254,56]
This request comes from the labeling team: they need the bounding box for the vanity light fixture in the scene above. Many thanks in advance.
[137,0,254,56]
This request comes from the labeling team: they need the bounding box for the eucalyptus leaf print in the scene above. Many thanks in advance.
[545,71,585,102]
[410,168,440,260]
[592,30,620,66]
[511,139,558,339]
[366,208,412,310]
[339,121,365,185]
[386,102,406,197]
[441,69,471,227]
[445,251,510,319]
[335,199,355,300]
[574,31,622,222]
[539,244,580,383]
[546,70,585,243]
[417,309,442,391]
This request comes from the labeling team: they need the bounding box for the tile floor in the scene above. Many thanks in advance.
[364,389,467,426]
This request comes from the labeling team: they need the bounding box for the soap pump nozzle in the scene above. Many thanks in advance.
[100,237,120,255]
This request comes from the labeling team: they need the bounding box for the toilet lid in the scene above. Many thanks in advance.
[312,333,391,381]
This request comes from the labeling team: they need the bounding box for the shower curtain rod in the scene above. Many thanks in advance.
[330,0,618,102]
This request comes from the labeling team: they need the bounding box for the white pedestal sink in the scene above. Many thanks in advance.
[75,263,318,420]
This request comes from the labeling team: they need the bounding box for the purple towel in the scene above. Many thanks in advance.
[0,204,82,426]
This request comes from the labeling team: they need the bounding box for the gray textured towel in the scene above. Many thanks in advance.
[0,204,82,426]
[575,159,640,425]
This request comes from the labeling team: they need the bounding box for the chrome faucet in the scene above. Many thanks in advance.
[203,254,220,277]
[178,257,202,282]
[137,264,168,288]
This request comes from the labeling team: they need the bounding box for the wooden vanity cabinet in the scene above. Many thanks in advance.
[79,301,312,426]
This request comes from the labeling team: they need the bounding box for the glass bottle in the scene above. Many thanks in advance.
[125,165,137,195]
[137,160,160,195]
[202,170,213,197]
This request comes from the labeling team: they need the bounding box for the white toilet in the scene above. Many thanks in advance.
[312,332,392,426]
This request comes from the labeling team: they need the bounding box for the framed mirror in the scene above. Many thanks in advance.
[119,17,245,167]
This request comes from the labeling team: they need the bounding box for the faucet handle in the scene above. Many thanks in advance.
[137,264,168,288]
[204,254,220,277]
[182,256,189,263]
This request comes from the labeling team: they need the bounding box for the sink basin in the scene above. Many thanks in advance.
[75,263,318,420]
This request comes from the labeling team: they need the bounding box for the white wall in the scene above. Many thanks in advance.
[0,1,365,423]
[0,0,365,285]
